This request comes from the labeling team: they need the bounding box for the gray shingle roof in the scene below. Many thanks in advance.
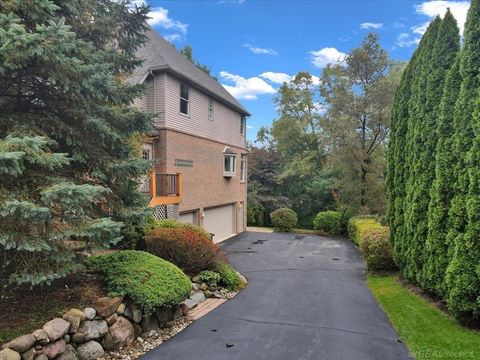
[131,25,250,116]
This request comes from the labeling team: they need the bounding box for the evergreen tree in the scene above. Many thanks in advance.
[446,0,480,316]
[0,0,153,285]
[402,17,442,283]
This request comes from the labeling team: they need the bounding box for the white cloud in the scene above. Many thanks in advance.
[164,34,182,42]
[246,125,253,130]
[259,72,293,84]
[396,33,421,47]
[220,71,276,100]
[414,1,469,34]
[360,22,383,29]
[411,21,430,35]
[310,47,347,68]
[243,44,278,56]
[147,7,188,34]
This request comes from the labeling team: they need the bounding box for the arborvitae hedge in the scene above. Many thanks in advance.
[388,1,480,318]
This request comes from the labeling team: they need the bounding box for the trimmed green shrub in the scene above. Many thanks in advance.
[359,228,396,271]
[313,211,342,235]
[88,251,191,314]
[347,216,382,245]
[143,219,212,240]
[198,270,220,286]
[142,227,226,275]
[339,206,356,234]
[217,263,243,291]
[270,208,298,232]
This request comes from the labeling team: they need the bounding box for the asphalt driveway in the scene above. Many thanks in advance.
[142,231,411,360]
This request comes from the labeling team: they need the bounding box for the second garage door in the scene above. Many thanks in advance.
[203,204,235,243]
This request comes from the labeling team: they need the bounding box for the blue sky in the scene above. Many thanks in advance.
[139,0,470,141]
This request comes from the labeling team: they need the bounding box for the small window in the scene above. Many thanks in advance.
[240,154,246,182]
[223,154,236,177]
[141,143,153,161]
[240,116,246,135]
[208,98,214,121]
[180,84,189,115]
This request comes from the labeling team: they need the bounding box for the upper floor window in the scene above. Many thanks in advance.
[240,116,246,135]
[240,154,247,183]
[180,84,189,115]
[208,98,214,121]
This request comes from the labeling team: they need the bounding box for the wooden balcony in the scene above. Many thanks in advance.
[141,172,182,207]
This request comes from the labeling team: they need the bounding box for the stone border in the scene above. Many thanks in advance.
[0,275,247,360]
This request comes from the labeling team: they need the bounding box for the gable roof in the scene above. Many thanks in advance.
[131,25,250,116]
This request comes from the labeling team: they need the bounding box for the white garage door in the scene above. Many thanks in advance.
[180,211,197,224]
[203,204,235,243]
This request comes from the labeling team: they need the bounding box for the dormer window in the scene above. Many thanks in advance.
[223,147,237,177]
[240,116,246,135]
[180,84,189,115]
[208,98,214,121]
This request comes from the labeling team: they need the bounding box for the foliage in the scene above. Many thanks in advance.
[142,227,226,275]
[88,251,191,314]
[347,216,384,245]
[198,270,221,286]
[368,275,480,360]
[313,211,342,235]
[143,219,212,240]
[0,1,153,286]
[180,45,216,78]
[217,263,243,291]
[359,228,396,271]
[339,206,357,235]
[270,208,298,232]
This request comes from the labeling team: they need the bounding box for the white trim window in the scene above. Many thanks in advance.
[223,154,236,177]
[180,84,189,115]
[208,98,214,121]
[240,154,247,182]
[240,116,246,135]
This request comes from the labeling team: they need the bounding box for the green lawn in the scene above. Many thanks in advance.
[367,274,480,360]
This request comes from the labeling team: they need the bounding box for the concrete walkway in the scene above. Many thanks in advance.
[142,231,410,360]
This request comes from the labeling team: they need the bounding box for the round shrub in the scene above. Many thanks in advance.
[142,227,226,275]
[270,208,298,232]
[359,228,396,271]
[143,219,212,240]
[347,216,383,245]
[217,263,243,291]
[87,250,191,314]
[313,211,342,235]
[198,270,221,286]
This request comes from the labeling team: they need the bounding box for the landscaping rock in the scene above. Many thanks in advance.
[123,307,132,320]
[105,313,117,326]
[63,335,70,344]
[20,348,35,360]
[180,299,195,315]
[2,334,36,353]
[91,297,123,318]
[204,290,213,298]
[191,283,200,291]
[133,324,142,339]
[42,340,66,359]
[63,309,86,322]
[32,330,49,346]
[33,345,42,351]
[191,276,201,284]
[56,346,78,360]
[74,321,108,342]
[131,309,142,324]
[83,308,95,321]
[0,348,20,360]
[200,283,208,291]
[103,317,134,351]
[155,307,173,327]
[140,315,158,333]
[190,291,206,304]
[116,304,125,315]
[42,319,70,342]
[35,355,48,360]
[62,315,81,334]
[173,307,183,320]
[76,341,104,360]
[239,274,248,284]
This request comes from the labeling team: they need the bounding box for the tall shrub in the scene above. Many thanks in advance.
[0,1,153,285]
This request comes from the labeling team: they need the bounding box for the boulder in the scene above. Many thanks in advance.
[133,324,142,340]
[56,345,78,360]
[204,290,213,298]
[191,283,200,291]
[105,313,117,326]
[131,309,142,324]
[0,349,20,360]
[63,309,86,322]
[83,308,95,321]
[191,276,201,284]
[35,355,48,360]
[199,283,208,291]
[2,334,36,353]
[42,319,70,342]
[173,307,183,320]
[155,307,173,327]
[123,307,132,320]
[41,340,66,360]
[91,297,123,318]
[103,317,134,350]
[190,291,206,304]
[20,348,35,360]
[32,330,49,346]
[116,304,126,315]
[76,341,104,360]
[73,321,108,343]
[62,315,81,334]
[140,315,158,333]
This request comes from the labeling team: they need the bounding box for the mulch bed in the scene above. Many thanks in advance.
[0,272,106,344]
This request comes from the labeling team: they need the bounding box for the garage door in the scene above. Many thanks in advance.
[203,204,235,243]
[179,211,197,225]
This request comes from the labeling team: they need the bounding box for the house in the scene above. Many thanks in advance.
[131,26,250,243]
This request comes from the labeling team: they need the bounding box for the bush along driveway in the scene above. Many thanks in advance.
[142,231,410,360]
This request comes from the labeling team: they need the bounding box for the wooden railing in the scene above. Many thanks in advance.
[141,172,182,206]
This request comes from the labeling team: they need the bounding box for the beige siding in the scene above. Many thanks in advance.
[163,74,246,148]
[133,74,166,127]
